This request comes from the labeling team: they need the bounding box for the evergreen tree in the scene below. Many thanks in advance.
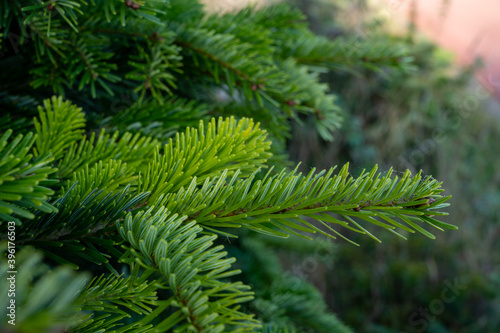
[0,1,456,332]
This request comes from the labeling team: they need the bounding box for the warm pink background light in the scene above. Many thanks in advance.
[382,0,500,99]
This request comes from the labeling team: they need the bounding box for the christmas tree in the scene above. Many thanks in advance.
[0,1,455,331]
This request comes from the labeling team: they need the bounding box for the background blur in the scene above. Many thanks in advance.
[206,1,500,332]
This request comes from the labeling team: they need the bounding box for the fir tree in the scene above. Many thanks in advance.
[0,1,455,332]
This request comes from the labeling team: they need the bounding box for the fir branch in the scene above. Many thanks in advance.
[13,182,147,271]
[175,38,253,84]
[244,3,307,29]
[104,96,209,140]
[126,38,182,104]
[174,22,343,140]
[21,0,86,32]
[139,117,272,203]
[56,129,159,179]
[117,205,260,332]
[0,130,58,223]
[73,271,160,332]
[156,164,453,243]
[60,159,136,200]
[67,34,120,97]
[31,96,159,179]
[173,25,275,100]
[33,96,86,159]
[279,33,414,74]
[22,185,145,239]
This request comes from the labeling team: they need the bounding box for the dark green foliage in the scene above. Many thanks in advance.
[0,0,414,141]
[0,130,58,222]
[0,1,457,332]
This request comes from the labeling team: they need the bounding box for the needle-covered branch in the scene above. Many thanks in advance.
[0,130,58,223]
[117,205,259,332]
[155,164,453,243]
[139,117,272,203]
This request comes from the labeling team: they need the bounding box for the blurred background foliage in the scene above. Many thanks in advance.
[274,0,500,332]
